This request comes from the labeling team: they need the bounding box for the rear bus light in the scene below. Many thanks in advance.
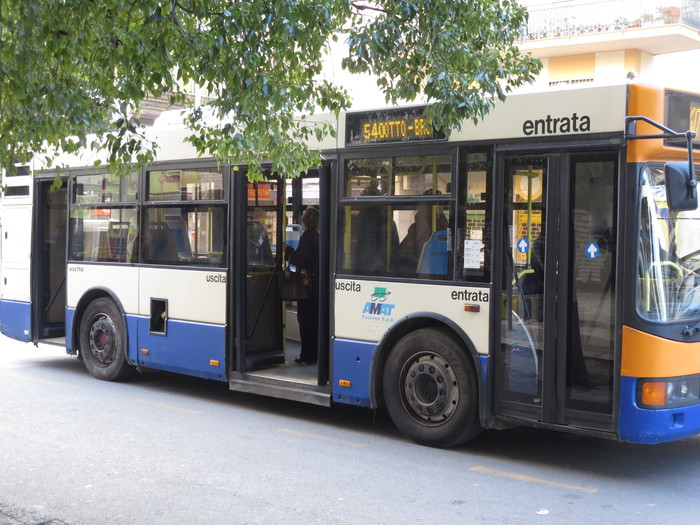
[638,376,700,408]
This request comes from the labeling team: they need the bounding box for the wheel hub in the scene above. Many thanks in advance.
[403,354,459,424]
[88,316,115,365]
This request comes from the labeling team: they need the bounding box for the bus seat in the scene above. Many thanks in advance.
[417,231,448,275]
[144,225,180,264]
[165,214,193,260]
[107,221,130,262]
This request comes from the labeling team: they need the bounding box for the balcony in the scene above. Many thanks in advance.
[520,0,700,57]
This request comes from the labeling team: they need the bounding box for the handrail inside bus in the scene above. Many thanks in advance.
[246,254,284,341]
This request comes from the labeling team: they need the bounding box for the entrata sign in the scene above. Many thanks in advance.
[522,113,591,136]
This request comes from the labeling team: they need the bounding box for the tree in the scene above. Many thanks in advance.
[0,0,540,180]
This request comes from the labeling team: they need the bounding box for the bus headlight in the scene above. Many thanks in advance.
[639,376,700,408]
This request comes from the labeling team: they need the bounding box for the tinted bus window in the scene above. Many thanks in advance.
[345,155,451,197]
[69,207,138,263]
[142,206,226,266]
[148,168,224,201]
[73,171,137,203]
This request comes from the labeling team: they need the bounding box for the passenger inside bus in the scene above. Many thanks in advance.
[285,207,320,365]
[246,220,274,265]
[392,196,448,276]
[352,182,399,275]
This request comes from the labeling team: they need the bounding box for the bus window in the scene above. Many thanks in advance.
[337,201,453,279]
[637,166,700,321]
[392,155,451,196]
[142,206,226,266]
[345,155,450,197]
[69,207,138,264]
[69,171,140,264]
[73,171,137,204]
[338,154,453,279]
[148,168,224,201]
[392,203,450,277]
[458,150,491,282]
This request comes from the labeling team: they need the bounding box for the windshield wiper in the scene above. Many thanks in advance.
[682,321,700,338]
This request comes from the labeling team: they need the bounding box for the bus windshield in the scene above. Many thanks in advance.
[637,166,700,321]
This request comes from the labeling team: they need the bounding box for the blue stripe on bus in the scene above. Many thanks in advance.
[479,355,488,389]
[125,315,138,364]
[65,307,74,351]
[331,340,491,409]
[618,376,700,444]
[133,316,227,382]
[332,338,375,407]
[0,299,32,342]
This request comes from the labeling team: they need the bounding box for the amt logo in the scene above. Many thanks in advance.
[362,287,396,321]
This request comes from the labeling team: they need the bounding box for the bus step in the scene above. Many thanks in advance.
[38,337,67,347]
[229,373,331,407]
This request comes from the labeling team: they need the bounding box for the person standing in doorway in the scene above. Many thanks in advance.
[285,207,319,364]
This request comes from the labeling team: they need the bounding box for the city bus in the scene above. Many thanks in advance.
[1,81,699,447]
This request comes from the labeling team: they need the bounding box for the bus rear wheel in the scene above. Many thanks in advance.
[383,328,481,447]
[79,298,132,381]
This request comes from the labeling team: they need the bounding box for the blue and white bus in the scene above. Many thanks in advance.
[2,81,700,447]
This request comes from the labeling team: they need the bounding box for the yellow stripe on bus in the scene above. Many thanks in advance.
[621,325,700,378]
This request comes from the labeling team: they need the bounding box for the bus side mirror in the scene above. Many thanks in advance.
[665,161,698,211]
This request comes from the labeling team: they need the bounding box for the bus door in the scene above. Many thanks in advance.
[0,171,36,342]
[240,177,285,370]
[236,171,327,370]
[231,168,331,405]
[32,178,68,343]
[495,151,617,432]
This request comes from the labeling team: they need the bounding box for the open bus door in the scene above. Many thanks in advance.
[494,150,618,433]
[0,173,33,341]
[0,174,66,344]
[240,175,285,370]
[32,177,68,344]
[229,167,331,406]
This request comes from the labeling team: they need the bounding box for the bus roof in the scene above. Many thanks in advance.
[36,82,636,169]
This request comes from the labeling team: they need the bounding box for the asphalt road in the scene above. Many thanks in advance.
[2,334,700,524]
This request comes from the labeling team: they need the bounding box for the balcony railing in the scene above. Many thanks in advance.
[520,0,700,41]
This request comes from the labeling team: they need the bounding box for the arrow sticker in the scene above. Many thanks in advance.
[517,238,530,254]
[585,242,600,259]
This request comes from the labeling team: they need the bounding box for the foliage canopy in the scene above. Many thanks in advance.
[0,0,540,179]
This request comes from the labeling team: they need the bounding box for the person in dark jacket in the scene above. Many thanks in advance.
[285,207,320,364]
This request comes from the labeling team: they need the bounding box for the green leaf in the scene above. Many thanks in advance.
[0,0,539,179]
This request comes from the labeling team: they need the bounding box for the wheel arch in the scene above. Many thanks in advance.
[370,313,486,417]
[70,287,131,363]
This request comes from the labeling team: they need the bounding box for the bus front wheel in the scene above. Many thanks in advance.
[79,298,132,381]
[383,328,481,447]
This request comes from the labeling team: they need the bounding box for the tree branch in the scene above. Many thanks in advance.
[350,1,387,14]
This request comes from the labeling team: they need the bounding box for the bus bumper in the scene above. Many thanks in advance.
[0,299,32,342]
[618,376,700,444]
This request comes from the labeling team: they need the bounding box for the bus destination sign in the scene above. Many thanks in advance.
[665,90,700,146]
[345,106,446,146]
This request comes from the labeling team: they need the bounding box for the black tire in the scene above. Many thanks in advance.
[383,327,481,447]
[79,298,132,381]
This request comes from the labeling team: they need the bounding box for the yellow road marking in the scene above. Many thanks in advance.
[135,399,201,415]
[470,466,599,494]
[5,373,79,389]
[277,428,367,448]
